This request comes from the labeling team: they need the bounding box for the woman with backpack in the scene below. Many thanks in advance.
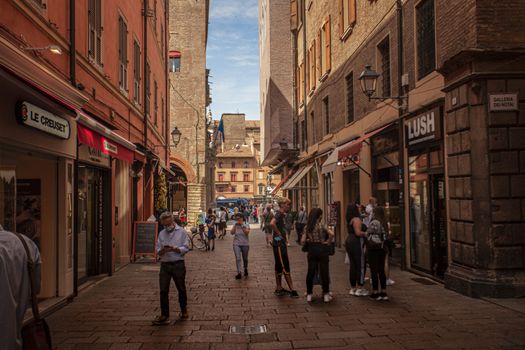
[345,204,369,297]
[366,206,389,301]
[300,208,334,303]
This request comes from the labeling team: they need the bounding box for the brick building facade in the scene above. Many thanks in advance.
[261,0,525,297]
[0,0,170,303]
[168,0,213,224]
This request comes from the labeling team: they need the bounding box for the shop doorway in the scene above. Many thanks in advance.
[408,149,447,278]
[77,165,111,283]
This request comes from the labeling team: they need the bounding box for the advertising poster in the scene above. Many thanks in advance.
[16,179,41,248]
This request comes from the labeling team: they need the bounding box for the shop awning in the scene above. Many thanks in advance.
[77,113,136,164]
[282,164,314,190]
[270,171,294,195]
[321,141,356,174]
[159,159,176,177]
[338,124,392,160]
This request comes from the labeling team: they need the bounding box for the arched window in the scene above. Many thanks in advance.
[169,51,181,72]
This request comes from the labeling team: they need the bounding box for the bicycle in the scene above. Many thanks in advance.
[190,225,208,251]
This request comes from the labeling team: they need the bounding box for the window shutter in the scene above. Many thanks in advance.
[311,40,316,89]
[95,0,102,64]
[306,50,310,93]
[88,0,95,57]
[317,30,322,79]
[339,0,344,35]
[349,0,356,26]
[325,16,331,72]
[290,0,298,30]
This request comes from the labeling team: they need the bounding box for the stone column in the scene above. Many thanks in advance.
[443,58,525,297]
[186,183,206,227]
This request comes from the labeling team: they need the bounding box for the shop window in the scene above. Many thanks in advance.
[346,72,354,123]
[378,37,391,97]
[416,0,436,80]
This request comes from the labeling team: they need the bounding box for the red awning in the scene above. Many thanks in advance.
[169,50,181,58]
[338,123,392,160]
[271,171,294,195]
[78,124,134,163]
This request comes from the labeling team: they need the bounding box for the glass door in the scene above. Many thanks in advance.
[430,174,447,278]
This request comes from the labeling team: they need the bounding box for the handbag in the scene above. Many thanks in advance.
[15,233,52,350]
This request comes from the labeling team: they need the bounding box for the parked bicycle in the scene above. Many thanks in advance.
[190,226,208,251]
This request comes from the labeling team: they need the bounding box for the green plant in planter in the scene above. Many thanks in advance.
[154,172,168,210]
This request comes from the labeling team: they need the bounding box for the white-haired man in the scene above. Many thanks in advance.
[152,212,190,325]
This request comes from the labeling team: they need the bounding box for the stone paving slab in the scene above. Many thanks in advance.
[47,227,525,349]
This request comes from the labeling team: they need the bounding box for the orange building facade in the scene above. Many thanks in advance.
[0,0,170,303]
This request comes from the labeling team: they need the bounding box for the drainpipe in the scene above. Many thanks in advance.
[69,0,76,86]
[396,0,407,270]
[143,0,148,217]
[302,1,307,152]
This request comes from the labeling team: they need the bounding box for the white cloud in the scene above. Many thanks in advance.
[210,0,258,20]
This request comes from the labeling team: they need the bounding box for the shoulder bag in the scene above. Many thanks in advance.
[15,233,52,350]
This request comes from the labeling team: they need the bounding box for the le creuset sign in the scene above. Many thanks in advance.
[405,107,441,147]
[16,101,70,139]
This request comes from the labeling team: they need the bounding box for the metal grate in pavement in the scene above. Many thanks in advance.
[229,325,267,335]
[411,277,438,285]
[141,266,160,272]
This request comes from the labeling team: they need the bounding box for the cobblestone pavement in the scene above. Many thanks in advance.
[48,226,525,349]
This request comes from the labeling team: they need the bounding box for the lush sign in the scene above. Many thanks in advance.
[405,107,441,147]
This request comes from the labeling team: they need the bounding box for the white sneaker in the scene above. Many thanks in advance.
[306,294,313,302]
[323,294,333,303]
[349,288,357,296]
[356,288,369,296]
[387,279,395,286]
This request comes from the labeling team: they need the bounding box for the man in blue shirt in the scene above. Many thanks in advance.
[152,212,190,325]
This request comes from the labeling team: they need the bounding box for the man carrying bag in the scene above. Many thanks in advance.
[0,226,50,349]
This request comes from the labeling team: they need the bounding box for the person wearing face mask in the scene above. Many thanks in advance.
[152,212,190,325]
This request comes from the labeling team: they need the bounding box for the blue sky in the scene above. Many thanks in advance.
[207,0,260,120]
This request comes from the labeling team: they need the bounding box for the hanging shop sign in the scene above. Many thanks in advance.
[489,93,518,112]
[78,144,111,168]
[405,107,442,147]
[15,101,70,139]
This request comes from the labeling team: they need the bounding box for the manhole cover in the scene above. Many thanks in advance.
[411,277,438,285]
[229,325,267,335]
[141,266,160,272]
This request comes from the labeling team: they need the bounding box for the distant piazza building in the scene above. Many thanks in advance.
[214,114,282,205]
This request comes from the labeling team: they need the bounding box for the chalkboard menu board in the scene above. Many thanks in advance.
[132,221,158,261]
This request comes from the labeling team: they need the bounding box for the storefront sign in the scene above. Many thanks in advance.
[405,107,441,147]
[489,94,518,112]
[16,101,70,139]
[103,139,118,154]
[78,144,111,168]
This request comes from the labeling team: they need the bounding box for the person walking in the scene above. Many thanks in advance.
[206,208,216,251]
[345,204,369,297]
[152,212,190,325]
[218,206,227,239]
[301,208,334,303]
[295,206,308,244]
[366,206,389,301]
[262,204,274,247]
[0,226,42,350]
[231,214,250,279]
[270,198,299,298]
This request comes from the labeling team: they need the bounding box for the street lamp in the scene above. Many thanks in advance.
[171,127,182,147]
[359,65,380,100]
[23,45,63,55]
